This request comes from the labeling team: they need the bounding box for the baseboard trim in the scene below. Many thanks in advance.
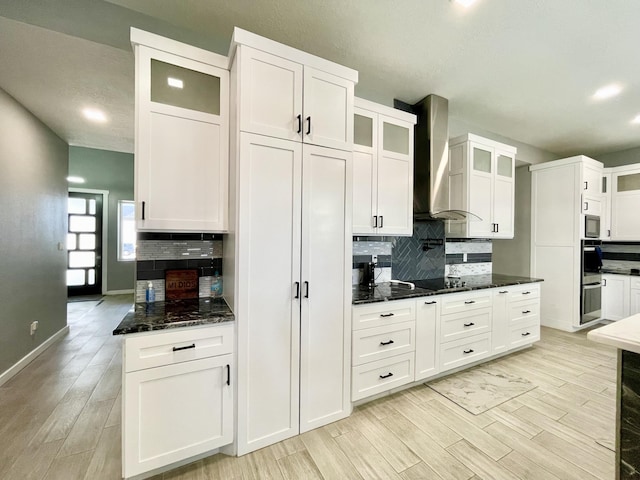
[106,289,134,295]
[0,325,70,387]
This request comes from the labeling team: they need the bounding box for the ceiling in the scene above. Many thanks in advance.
[1,0,639,158]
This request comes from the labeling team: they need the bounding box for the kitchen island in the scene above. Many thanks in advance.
[588,314,640,479]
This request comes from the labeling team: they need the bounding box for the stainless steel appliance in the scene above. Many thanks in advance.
[584,214,600,238]
[581,240,603,324]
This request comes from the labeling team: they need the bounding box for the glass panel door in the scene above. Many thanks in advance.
[67,192,103,296]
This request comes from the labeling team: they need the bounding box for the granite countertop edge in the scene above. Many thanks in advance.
[352,275,544,305]
[601,267,640,276]
[113,298,235,335]
[588,313,640,354]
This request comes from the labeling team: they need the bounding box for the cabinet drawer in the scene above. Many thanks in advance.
[352,353,414,401]
[352,321,415,366]
[508,299,540,324]
[352,299,416,331]
[439,333,491,372]
[440,308,491,343]
[124,324,234,373]
[508,321,540,349]
[440,291,492,316]
[506,284,540,301]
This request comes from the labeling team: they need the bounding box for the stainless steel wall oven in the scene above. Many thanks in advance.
[581,240,603,324]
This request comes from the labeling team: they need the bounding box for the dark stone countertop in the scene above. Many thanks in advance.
[113,297,234,335]
[353,273,544,305]
[601,267,640,276]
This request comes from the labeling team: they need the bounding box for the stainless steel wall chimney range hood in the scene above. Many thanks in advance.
[395,94,477,221]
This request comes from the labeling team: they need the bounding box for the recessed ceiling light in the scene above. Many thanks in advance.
[593,84,622,100]
[167,77,184,89]
[632,115,640,124]
[453,0,478,7]
[82,108,107,123]
[66,176,85,184]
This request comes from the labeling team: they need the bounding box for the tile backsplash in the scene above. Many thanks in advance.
[445,239,492,276]
[601,242,640,271]
[135,233,223,302]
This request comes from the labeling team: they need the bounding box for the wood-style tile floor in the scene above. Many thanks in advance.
[0,295,617,480]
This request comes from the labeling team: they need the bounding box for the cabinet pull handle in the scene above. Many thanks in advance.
[608,229,611,237]
[306,116,311,135]
[463,322,475,327]
[373,216,378,228]
[584,181,588,190]
[496,223,499,233]
[226,364,231,385]
[463,349,474,354]
[380,215,384,228]
[380,340,395,346]
[523,310,531,314]
[172,343,195,352]
[304,281,309,298]
[499,290,508,294]
[379,372,394,379]
[296,114,302,134]
[523,291,531,295]
[522,332,531,337]
[380,313,395,317]
[603,279,607,287]
[464,301,475,304]
[425,301,437,305]
[584,202,588,211]
[294,281,300,299]
[141,201,146,220]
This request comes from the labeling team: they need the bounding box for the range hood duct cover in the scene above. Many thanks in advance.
[407,94,477,221]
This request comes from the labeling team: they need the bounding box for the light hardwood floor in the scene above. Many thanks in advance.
[0,295,617,480]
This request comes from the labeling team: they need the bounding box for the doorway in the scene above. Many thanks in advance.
[67,191,104,296]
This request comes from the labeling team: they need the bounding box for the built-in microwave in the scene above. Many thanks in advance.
[585,214,600,238]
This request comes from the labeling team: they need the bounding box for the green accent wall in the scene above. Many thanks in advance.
[68,146,135,292]
[0,87,68,377]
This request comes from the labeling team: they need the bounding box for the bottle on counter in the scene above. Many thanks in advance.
[210,271,222,298]
[145,282,155,303]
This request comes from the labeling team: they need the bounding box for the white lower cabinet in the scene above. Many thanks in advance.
[631,280,640,316]
[122,324,234,479]
[351,284,541,404]
[602,274,630,321]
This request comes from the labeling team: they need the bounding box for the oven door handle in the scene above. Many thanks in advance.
[583,282,601,289]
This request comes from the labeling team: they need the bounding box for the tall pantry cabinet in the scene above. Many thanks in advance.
[225,28,357,455]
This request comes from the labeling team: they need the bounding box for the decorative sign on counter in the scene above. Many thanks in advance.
[165,269,199,300]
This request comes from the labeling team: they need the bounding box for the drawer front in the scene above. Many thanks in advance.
[507,284,540,301]
[440,291,492,316]
[352,321,415,366]
[508,299,540,324]
[352,353,414,401]
[124,324,234,372]
[509,321,540,349]
[440,308,491,343]
[353,299,416,331]
[439,333,491,372]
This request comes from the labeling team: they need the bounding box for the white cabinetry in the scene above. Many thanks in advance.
[602,274,631,320]
[228,29,356,455]
[351,300,416,401]
[601,172,612,240]
[530,155,604,331]
[236,36,355,151]
[631,277,640,316]
[611,165,640,241]
[122,324,233,479]
[447,134,517,239]
[415,298,440,381]
[352,98,416,236]
[132,29,229,232]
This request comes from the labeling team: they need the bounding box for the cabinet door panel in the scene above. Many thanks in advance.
[493,175,514,238]
[139,112,225,231]
[239,47,303,141]
[602,274,630,320]
[353,150,377,235]
[612,191,640,241]
[300,145,351,433]
[123,355,232,478]
[376,154,412,235]
[468,170,493,237]
[237,133,302,454]
[631,289,640,316]
[303,67,354,151]
[415,299,439,381]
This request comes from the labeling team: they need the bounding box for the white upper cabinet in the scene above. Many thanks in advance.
[601,172,612,240]
[611,165,640,241]
[132,29,229,232]
[447,134,516,239]
[353,98,416,236]
[236,35,355,151]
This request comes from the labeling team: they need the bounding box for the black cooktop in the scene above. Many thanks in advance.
[406,278,467,291]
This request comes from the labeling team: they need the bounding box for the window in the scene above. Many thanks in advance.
[118,201,136,261]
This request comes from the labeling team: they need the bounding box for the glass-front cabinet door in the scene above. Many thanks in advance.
[468,144,494,237]
[352,108,377,234]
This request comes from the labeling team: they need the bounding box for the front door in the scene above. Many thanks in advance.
[67,192,103,296]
